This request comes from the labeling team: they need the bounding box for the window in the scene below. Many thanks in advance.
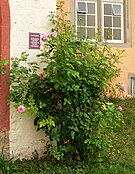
[74,0,131,45]
[103,1,124,43]
[76,1,97,39]
[128,74,135,96]
[130,77,135,96]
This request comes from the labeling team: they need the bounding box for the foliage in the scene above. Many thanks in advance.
[0,98,135,174]
[0,59,9,74]
[109,98,135,165]
[0,157,135,174]
[9,1,124,163]
[1,97,135,173]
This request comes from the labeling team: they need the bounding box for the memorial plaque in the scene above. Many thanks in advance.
[29,32,41,49]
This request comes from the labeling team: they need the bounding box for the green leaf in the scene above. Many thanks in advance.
[71,131,75,139]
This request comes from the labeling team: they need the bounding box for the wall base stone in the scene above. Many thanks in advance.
[0,131,10,159]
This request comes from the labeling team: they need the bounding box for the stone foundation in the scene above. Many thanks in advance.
[0,131,9,159]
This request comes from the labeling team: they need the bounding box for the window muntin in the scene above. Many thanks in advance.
[76,1,97,39]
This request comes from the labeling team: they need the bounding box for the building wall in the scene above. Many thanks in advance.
[9,0,56,159]
[115,0,134,94]
[1,0,134,160]
[62,0,135,96]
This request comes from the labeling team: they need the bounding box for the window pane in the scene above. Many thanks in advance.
[87,3,95,14]
[77,27,86,39]
[104,16,112,27]
[87,15,95,26]
[77,15,86,26]
[113,29,121,40]
[104,28,112,40]
[87,28,95,38]
[113,5,121,15]
[78,2,86,12]
[104,4,112,15]
[113,17,121,27]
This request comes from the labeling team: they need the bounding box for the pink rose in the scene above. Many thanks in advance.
[41,34,48,41]
[121,83,126,92]
[18,105,25,113]
[118,106,122,111]
[50,31,57,37]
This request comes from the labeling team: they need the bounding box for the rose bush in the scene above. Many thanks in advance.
[8,1,124,163]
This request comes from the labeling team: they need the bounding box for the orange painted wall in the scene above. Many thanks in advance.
[57,0,135,95]
[116,0,134,93]
[57,0,70,13]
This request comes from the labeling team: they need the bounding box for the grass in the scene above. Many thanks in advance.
[111,98,135,165]
[0,98,135,174]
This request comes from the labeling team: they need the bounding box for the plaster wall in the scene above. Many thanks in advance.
[9,0,56,159]
[63,0,135,96]
[115,0,135,94]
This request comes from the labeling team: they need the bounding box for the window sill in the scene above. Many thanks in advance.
[108,42,132,48]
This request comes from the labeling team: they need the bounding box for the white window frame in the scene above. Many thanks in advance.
[76,1,98,39]
[102,1,124,43]
[75,0,125,44]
